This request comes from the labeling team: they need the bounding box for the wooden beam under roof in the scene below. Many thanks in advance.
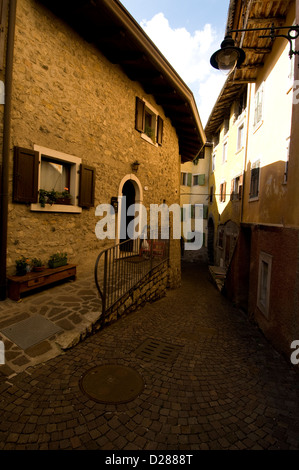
[242,46,271,54]
[247,16,286,25]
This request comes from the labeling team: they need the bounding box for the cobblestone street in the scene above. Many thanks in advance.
[0,260,298,451]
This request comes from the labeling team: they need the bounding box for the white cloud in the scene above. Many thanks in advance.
[140,13,226,126]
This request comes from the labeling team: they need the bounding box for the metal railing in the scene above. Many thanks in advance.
[95,237,169,317]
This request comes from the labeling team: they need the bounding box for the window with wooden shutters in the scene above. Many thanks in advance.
[135,97,163,146]
[79,164,95,208]
[13,147,39,203]
[220,182,226,203]
[14,145,96,213]
[231,175,243,201]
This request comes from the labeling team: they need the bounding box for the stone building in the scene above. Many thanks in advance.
[0,0,205,300]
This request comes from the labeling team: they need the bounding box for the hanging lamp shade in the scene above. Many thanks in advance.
[210,36,246,75]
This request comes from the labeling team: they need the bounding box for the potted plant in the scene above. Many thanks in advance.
[48,252,68,269]
[31,257,46,272]
[15,256,31,276]
[39,188,71,207]
[39,189,57,207]
[55,188,72,205]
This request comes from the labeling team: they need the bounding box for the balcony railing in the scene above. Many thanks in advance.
[94,237,169,317]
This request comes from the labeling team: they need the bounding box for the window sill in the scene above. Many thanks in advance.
[235,146,244,155]
[253,120,263,134]
[30,203,82,213]
[141,133,158,147]
[249,196,259,202]
[257,302,269,319]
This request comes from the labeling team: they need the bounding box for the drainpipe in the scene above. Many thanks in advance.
[0,0,17,300]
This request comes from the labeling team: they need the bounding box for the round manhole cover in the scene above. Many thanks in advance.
[79,364,144,404]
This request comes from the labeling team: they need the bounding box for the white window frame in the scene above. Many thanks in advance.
[31,145,82,213]
[222,141,227,164]
[257,251,272,318]
[212,154,216,172]
[253,83,264,129]
[181,172,188,186]
[141,100,159,146]
[249,159,260,201]
[236,122,245,152]
[232,174,242,201]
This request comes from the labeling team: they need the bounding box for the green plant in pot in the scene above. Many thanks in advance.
[39,189,57,207]
[15,256,31,276]
[39,188,71,207]
[48,252,68,269]
[31,257,45,272]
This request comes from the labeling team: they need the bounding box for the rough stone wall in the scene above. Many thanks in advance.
[101,263,168,327]
[7,0,181,287]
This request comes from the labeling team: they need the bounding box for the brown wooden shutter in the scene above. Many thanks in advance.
[13,147,39,203]
[223,182,226,202]
[156,116,163,145]
[79,164,95,208]
[230,179,234,201]
[135,97,145,132]
[238,174,243,200]
[0,0,8,71]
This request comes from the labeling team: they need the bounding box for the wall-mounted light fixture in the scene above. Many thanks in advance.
[210,24,299,75]
[131,161,140,172]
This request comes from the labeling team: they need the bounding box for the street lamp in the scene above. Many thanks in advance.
[210,35,245,75]
[210,24,299,74]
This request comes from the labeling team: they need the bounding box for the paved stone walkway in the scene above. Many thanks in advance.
[0,272,102,377]
[0,260,298,450]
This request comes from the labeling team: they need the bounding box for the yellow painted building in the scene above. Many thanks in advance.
[180,149,209,255]
[205,0,299,361]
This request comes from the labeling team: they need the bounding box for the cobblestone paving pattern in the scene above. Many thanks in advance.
[0,261,298,450]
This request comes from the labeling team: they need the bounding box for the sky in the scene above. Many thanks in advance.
[120,0,231,127]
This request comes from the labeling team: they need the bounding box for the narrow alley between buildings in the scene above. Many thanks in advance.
[0,257,298,451]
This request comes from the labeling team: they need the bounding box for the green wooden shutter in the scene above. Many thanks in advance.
[135,97,145,132]
[203,205,208,219]
[187,173,192,187]
[198,174,205,186]
[79,164,96,208]
[13,147,39,203]
[181,207,184,222]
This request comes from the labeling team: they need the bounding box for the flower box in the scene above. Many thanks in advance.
[48,260,68,269]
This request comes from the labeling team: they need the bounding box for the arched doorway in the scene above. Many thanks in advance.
[120,180,135,249]
[117,174,143,250]
[208,217,215,265]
